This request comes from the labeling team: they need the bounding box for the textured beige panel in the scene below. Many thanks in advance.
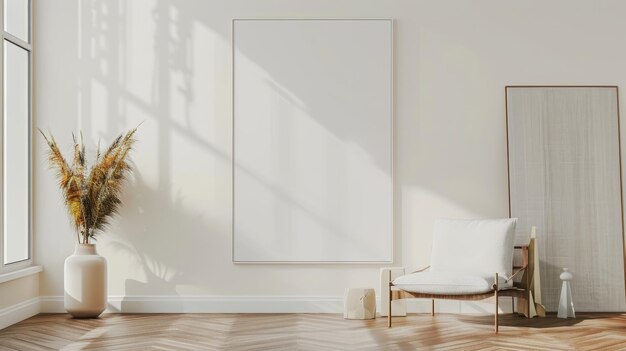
[507,87,626,312]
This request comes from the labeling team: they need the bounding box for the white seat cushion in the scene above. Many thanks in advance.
[430,218,517,279]
[392,271,510,295]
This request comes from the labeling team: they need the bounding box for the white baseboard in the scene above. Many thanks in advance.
[39,295,513,314]
[40,296,345,314]
[0,297,40,330]
[38,296,65,313]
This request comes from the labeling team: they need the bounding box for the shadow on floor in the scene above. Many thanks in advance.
[455,312,598,328]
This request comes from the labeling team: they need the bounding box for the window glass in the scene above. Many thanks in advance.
[4,0,29,42]
[3,40,29,264]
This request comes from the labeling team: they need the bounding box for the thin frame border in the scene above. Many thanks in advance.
[231,18,395,264]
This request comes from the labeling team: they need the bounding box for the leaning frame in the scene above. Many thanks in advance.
[505,85,626,310]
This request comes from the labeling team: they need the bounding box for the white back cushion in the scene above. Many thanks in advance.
[430,218,517,277]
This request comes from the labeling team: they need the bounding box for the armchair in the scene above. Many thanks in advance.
[388,218,531,333]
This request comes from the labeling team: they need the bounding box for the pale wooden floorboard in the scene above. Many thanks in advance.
[0,313,625,350]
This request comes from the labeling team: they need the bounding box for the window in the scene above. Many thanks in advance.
[1,0,31,272]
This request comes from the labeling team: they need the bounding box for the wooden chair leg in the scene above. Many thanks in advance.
[431,299,435,316]
[525,295,530,318]
[388,271,392,328]
[494,273,499,334]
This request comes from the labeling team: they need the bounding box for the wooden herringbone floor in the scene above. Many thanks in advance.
[0,313,625,350]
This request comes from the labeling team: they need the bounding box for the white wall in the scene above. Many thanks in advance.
[33,0,626,312]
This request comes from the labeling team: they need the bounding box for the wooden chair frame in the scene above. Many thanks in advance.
[388,245,530,333]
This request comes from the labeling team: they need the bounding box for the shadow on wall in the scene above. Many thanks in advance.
[74,0,406,276]
[63,0,507,299]
[107,170,216,303]
[73,0,226,299]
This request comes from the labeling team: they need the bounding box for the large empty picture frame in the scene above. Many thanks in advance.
[232,19,393,263]
[507,86,626,311]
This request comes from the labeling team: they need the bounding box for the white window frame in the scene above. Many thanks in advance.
[0,0,33,273]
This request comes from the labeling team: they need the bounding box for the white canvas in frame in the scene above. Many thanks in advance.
[232,19,393,263]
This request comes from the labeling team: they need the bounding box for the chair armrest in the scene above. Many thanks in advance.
[504,266,527,282]
[506,245,530,282]
[411,265,430,273]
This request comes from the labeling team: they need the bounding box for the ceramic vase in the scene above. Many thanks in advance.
[557,267,575,319]
[64,243,107,318]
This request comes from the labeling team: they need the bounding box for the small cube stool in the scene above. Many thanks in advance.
[343,288,376,319]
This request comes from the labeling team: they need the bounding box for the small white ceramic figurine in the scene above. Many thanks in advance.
[557,268,575,319]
